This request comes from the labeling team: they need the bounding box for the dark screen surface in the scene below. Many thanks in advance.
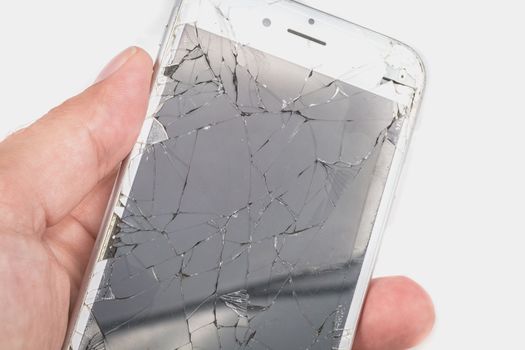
[77,25,395,350]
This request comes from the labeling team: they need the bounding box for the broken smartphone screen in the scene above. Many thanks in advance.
[65,1,425,349]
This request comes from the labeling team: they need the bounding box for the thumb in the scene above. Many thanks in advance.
[0,47,153,235]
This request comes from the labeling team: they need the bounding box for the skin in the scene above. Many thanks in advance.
[0,47,435,350]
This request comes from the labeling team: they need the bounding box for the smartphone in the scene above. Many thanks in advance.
[64,1,425,349]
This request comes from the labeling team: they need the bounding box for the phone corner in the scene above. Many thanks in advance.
[394,39,427,93]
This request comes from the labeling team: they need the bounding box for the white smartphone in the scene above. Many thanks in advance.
[64,1,425,349]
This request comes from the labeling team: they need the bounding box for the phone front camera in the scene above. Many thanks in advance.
[262,18,272,27]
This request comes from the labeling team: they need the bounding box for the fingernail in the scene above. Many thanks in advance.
[95,47,138,83]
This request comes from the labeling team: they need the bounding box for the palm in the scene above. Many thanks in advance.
[0,232,68,349]
[0,181,111,349]
[0,48,433,350]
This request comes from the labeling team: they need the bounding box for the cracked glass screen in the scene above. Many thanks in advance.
[71,25,399,350]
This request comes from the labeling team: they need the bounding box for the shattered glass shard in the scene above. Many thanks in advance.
[219,290,250,318]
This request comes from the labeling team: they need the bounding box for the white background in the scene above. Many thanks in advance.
[1,1,524,349]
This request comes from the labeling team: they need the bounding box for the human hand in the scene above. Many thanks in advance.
[0,47,434,350]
